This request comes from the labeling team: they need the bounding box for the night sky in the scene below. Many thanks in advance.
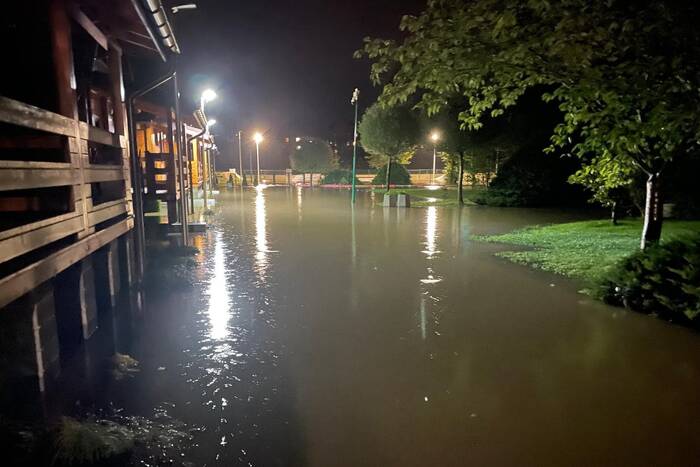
[165,0,426,168]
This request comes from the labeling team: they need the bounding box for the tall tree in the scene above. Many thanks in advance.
[290,138,339,187]
[359,0,700,248]
[358,102,419,191]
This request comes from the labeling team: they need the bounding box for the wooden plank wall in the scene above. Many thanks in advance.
[0,1,134,309]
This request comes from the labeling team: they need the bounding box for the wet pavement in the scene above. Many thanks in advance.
[16,187,700,465]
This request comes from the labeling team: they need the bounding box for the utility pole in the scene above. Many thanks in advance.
[351,88,360,203]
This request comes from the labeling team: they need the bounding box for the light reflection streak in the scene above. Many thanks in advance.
[296,186,303,222]
[255,185,269,280]
[207,231,231,340]
[423,206,439,258]
[420,296,427,340]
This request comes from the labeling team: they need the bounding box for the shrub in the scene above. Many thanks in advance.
[472,143,586,207]
[322,169,360,185]
[371,162,411,186]
[595,234,700,326]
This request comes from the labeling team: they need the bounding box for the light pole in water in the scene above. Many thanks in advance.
[253,132,263,186]
[350,88,360,203]
[430,131,440,185]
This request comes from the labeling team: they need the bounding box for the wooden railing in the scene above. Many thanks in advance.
[0,95,132,308]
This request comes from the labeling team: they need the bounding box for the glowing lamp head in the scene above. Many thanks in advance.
[430,131,440,143]
[253,132,263,144]
[206,119,217,128]
[201,89,217,105]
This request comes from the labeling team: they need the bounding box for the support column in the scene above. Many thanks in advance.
[54,257,98,356]
[95,240,121,310]
[119,232,136,287]
[0,283,60,394]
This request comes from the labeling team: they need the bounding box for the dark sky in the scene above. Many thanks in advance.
[165,0,426,168]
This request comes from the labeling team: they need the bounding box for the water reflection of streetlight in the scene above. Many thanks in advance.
[255,186,269,280]
[424,206,438,258]
[253,132,263,186]
[207,231,231,340]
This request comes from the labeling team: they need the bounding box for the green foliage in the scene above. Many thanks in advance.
[358,0,700,242]
[476,219,700,284]
[290,138,339,174]
[358,102,419,168]
[53,417,134,465]
[321,168,360,185]
[595,235,700,326]
[472,144,586,207]
[372,162,411,186]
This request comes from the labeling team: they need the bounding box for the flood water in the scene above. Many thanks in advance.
[12,187,700,466]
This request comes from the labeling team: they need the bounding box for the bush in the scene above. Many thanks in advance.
[322,169,360,185]
[595,234,700,326]
[372,162,411,186]
[472,143,586,207]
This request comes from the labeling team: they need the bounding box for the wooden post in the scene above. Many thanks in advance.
[49,0,77,119]
[107,44,126,136]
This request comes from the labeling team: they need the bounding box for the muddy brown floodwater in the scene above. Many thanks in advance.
[13,187,700,466]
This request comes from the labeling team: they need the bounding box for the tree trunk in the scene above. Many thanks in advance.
[641,172,663,249]
[610,201,618,226]
[309,173,313,188]
[458,152,465,206]
[385,160,392,192]
[302,173,306,185]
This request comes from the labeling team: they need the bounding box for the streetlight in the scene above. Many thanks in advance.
[430,131,440,185]
[171,3,197,13]
[253,132,263,186]
[350,88,360,203]
[200,89,217,115]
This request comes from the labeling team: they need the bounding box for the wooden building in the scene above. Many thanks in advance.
[0,0,183,395]
[132,101,216,221]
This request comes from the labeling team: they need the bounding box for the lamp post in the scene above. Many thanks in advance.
[350,88,360,204]
[198,89,217,204]
[430,131,440,185]
[201,119,216,210]
[253,132,263,186]
[237,130,244,187]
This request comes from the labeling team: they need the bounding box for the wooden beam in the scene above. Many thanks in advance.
[79,122,127,148]
[107,45,127,136]
[0,218,132,309]
[84,166,126,183]
[0,96,76,137]
[69,5,108,50]
[0,214,83,264]
[0,163,76,191]
[49,0,78,119]
[88,200,127,226]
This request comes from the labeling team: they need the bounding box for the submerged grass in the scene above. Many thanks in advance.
[474,219,700,284]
